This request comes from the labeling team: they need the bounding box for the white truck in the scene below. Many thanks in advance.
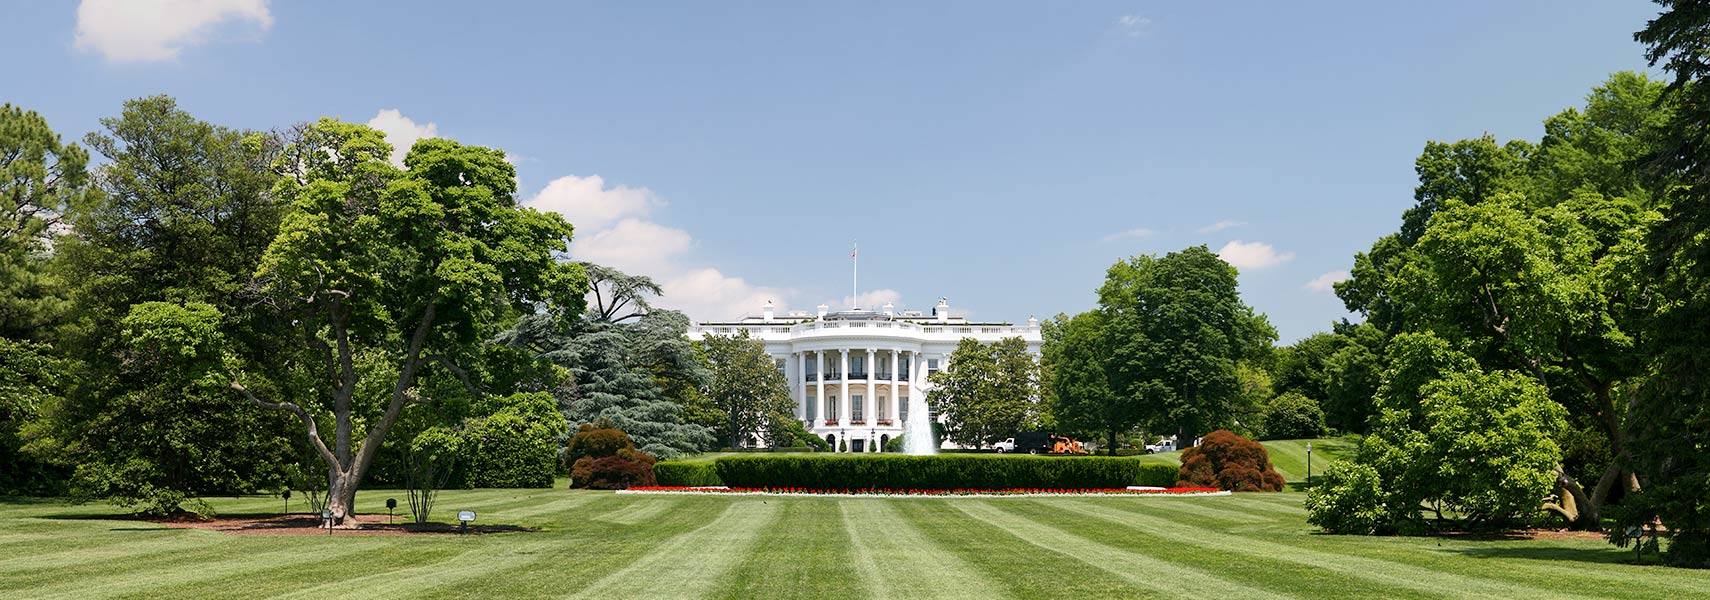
[1145,439,1177,454]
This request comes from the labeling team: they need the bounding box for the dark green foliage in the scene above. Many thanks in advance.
[712,454,1143,490]
[566,421,638,466]
[458,393,566,488]
[1305,463,1389,534]
[1133,463,1180,488]
[1176,430,1285,492]
[654,461,722,487]
[700,331,796,448]
[0,339,66,495]
[928,336,1042,447]
[1260,393,1327,441]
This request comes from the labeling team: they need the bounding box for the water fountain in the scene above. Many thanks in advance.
[903,393,936,455]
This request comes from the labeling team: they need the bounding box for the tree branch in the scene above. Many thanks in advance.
[231,379,338,468]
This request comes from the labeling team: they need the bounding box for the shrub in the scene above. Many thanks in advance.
[566,420,637,466]
[567,422,657,489]
[655,461,723,487]
[1176,430,1285,492]
[459,393,565,488]
[1305,463,1389,534]
[1261,392,1327,440]
[1134,463,1179,487]
[713,454,1141,490]
[574,448,658,490]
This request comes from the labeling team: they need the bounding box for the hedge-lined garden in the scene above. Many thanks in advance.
[649,455,1180,490]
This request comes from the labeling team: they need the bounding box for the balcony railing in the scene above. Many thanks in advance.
[806,374,818,382]
[825,373,842,381]
[850,371,867,379]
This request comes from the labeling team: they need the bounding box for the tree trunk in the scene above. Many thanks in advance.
[1108,429,1119,456]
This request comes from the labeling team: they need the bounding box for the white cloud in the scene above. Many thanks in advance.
[1197,220,1245,233]
[1303,270,1350,292]
[366,109,439,167]
[526,177,783,321]
[1101,228,1154,242]
[529,174,661,232]
[75,0,272,63]
[1216,240,1295,271]
[1116,14,1152,37]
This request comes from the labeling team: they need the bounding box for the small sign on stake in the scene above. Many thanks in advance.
[457,509,476,534]
[320,508,334,535]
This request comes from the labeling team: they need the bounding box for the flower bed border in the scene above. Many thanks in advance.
[617,486,1231,498]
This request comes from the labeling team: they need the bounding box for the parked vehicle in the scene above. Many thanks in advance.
[1145,438,1177,454]
[995,432,1088,455]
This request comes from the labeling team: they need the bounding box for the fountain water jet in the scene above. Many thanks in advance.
[903,393,936,455]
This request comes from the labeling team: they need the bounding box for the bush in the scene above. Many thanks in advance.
[573,448,657,490]
[1176,430,1285,492]
[1305,463,1389,534]
[655,461,723,487]
[459,393,564,488]
[1261,392,1327,440]
[1134,463,1179,487]
[566,422,657,489]
[713,454,1141,490]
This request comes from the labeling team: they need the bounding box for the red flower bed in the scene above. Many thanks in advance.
[620,486,1225,497]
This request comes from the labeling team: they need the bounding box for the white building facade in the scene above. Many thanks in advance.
[689,298,1042,452]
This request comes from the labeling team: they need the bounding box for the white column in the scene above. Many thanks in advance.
[890,350,900,428]
[796,352,806,421]
[816,350,825,428]
[865,348,876,424]
[840,349,851,438]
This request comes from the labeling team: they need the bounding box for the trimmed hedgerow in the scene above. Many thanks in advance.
[713,454,1142,490]
[1134,463,1179,487]
[654,461,723,487]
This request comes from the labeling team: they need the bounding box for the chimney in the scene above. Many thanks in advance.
[762,300,775,322]
[935,297,949,322]
[882,302,895,317]
[817,303,829,319]
[1027,315,1039,327]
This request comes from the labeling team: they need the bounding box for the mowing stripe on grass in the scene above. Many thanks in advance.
[32,540,381,600]
[0,528,203,571]
[1061,500,1576,600]
[1136,497,1290,523]
[591,497,682,525]
[950,501,1292,600]
[1227,494,1310,516]
[264,540,559,600]
[564,500,781,600]
[839,500,1005,599]
[499,491,606,523]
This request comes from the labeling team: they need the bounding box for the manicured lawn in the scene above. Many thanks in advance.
[4,484,1706,599]
[1136,437,1354,489]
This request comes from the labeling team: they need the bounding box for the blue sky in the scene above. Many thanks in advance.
[4,1,1666,342]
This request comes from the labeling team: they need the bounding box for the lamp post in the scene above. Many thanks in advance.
[1306,442,1313,486]
[282,488,291,516]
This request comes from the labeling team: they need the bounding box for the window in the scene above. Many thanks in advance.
[775,358,786,373]
[807,396,817,421]
[852,395,864,421]
[828,396,839,420]
[899,358,911,380]
[927,358,940,375]
[900,396,909,422]
[851,355,866,378]
[878,396,888,420]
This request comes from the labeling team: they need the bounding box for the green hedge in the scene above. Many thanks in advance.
[654,461,723,487]
[713,454,1144,490]
[1134,463,1179,487]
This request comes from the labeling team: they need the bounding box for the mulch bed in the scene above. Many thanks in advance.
[136,512,537,536]
[1429,528,1607,542]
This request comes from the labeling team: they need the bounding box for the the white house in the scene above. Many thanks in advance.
[689,297,1043,452]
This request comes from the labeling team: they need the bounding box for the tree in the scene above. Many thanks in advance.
[1260,392,1326,441]
[1307,333,1568,534]
[0,104,94,338]
[1176,430,1285,492]
[29,97,295,514]
[1626,2,1710,565]
[1098,247,1274,446]
[928,337,1041,447]
[1045,310,1151,454]
[700,330,795,449]
[228,119,587,523]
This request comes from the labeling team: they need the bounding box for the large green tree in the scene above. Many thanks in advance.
[1045,310,1151,454]
[1097,247,1274,446]
[29,97,296,513]
[700,331,795,449]
[1626,0,1710,565]
[227,119,587,522]
[928,337,1041,447]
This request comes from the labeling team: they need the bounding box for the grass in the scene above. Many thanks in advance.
[3,481,1707,599]
[1134,437,1355,490]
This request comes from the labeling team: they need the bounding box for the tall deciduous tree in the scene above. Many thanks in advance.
[928,337,1041,447]
[700,331,795,449]
[1098,246,1274,446]
[1045,310,1150,454]
[229,119,586,523]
